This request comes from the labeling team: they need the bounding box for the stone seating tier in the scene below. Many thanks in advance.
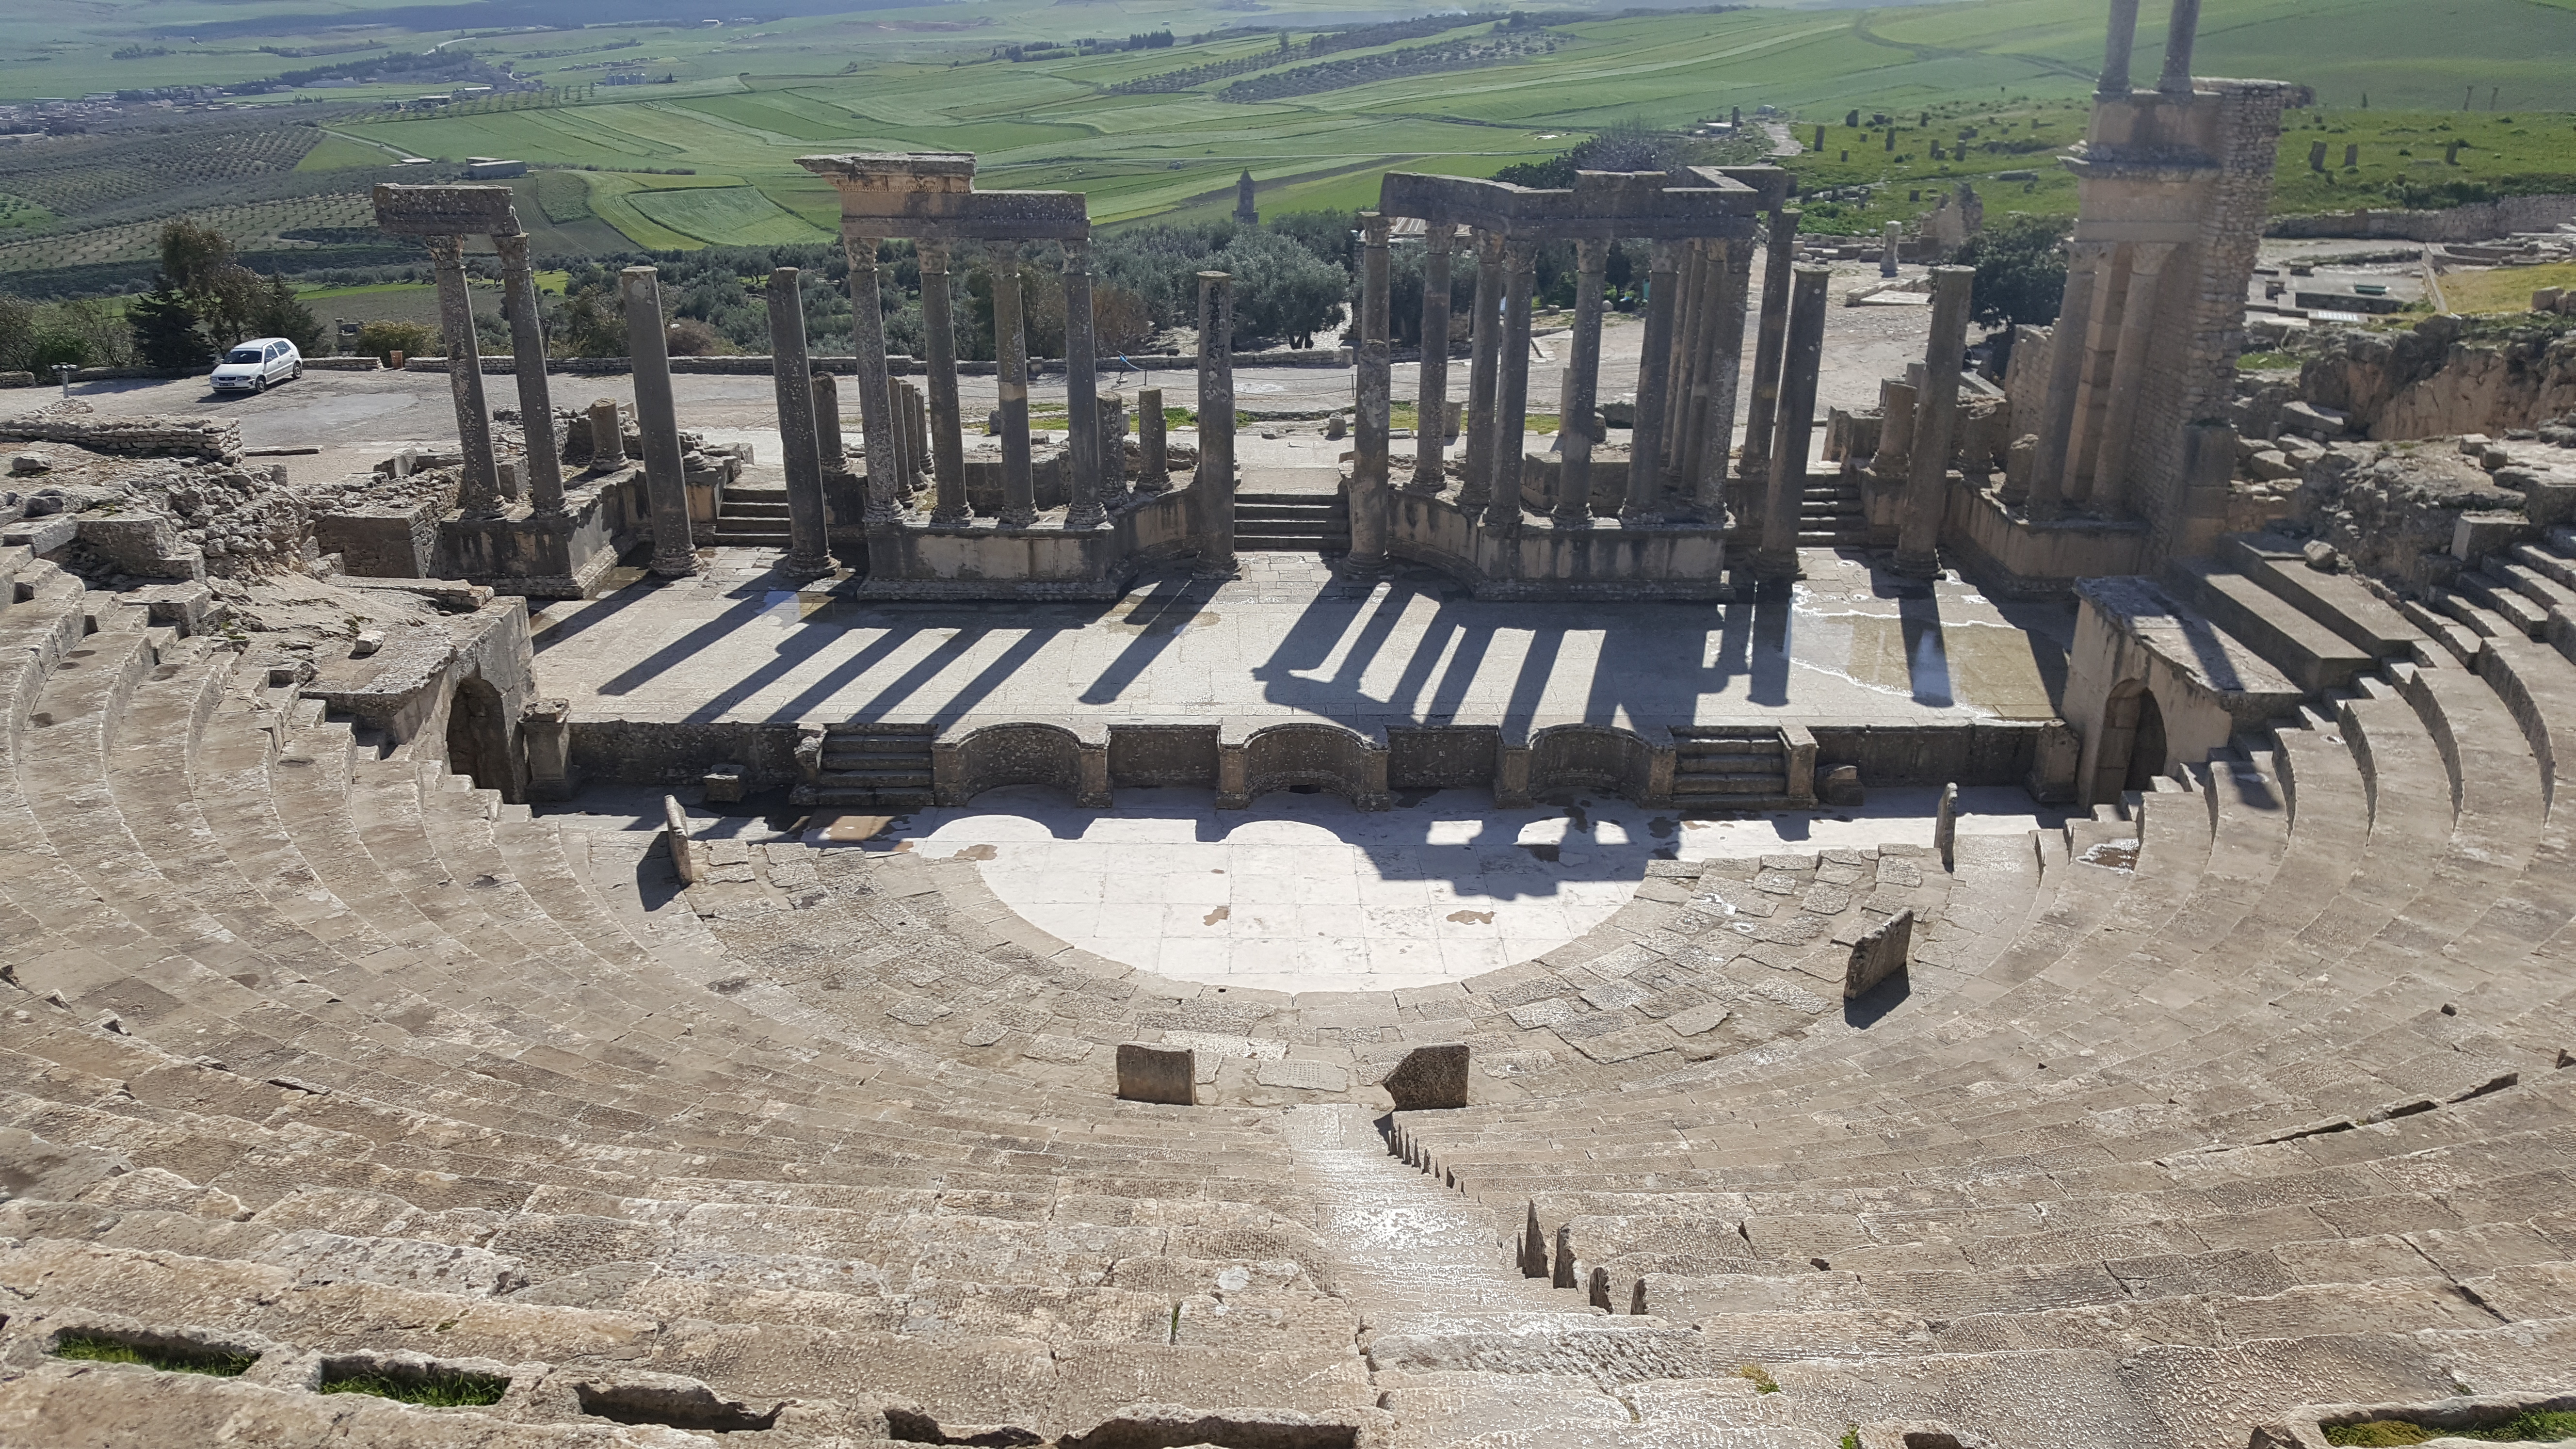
[6,525,2576,1447]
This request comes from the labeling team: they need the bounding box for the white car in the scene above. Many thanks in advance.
[211,338,302,393]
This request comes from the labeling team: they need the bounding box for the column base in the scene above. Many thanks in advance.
[1339,552,1387,580]
[783,554,837,580]
[1065,506,1109,531]
[651,551,704,578]
[931,505,973,527]
[1748,548,1803,583]
[1887,548,1943,579]
[1193,556,1239,580]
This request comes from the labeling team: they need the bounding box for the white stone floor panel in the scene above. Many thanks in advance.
[822,785,2066,993]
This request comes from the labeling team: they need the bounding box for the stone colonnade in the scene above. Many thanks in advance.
[1364,167,1780,583]
[370,184,565,518]
[800,152,1240,579]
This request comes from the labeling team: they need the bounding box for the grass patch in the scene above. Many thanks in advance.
[51,1332,258,1377]
[2325,1410,2576,1445]
[2441,260,2576,315]
[1738,1364,1781,1394]
[318,1365,511,1408]
[2238,350,2301,371]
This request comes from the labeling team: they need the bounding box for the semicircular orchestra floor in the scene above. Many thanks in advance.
[817,785,2065,995]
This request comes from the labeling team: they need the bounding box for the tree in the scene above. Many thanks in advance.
[550,286,627,358]
[157,218,258,343]
[129,276,213,370]
[1208,227,1347,349]
[246,274,326,356]
[0,294,32,373]
[354,319,438,363]
[1956,212,2072,331]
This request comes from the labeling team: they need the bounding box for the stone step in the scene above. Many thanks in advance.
[2222,533,2426,660]
[2453,570,2549,638]
[721,500,793,519]
[2166,558,2378,693]
[1671,774,1788,795]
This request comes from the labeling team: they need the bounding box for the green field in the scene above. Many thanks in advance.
[4,0,2576,277]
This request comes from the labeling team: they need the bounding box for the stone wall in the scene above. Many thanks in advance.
[0,413,242,464]
[2267,193,2576,243]
[2298,316,2576,440]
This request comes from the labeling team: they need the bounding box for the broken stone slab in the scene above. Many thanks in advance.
[2278,400,2350,441]
[1115,1043,1196,1105]
[1845,907,1913,999]
[1932,783,1957,873]
[702,762,746,804]
[663,794,699,886]
[1819,764,1864,807]
[1381,1044,1468,1111]
[1255,1058,1352,1093]
[9,451,51,474]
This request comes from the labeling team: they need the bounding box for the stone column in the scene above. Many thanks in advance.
[1872,377,1916,485]
[883,378,915,492]
[426,235,502,512]
[812,372,843,469]
[1555,237,1609,524]
[1737,208,1801,510]
[1693,236,1753,520]
[1458,231,1504,512]
[990,245,1036,528]
[843,234,903,525]
[2157,0,2200,93]
[2088,242,2175,517]
[1061,240,1105,530]
[619,265,697,576]
[1349,211,1393,574]
[1195,271,1236,576]
[492,232,562,513]
[1753,265,1830,580]
[1100,392,1127,500]
[2061,244,2130,506]
[1675,241,1727,499]
[2099,0,2141,94]
[588,397,626,470]
[1893,265,1974,578]
[1487,240,1536,532]
[918,242,970,525]
[905,381,931,491]
[2028,240,2110,521]
[1137,386,1167,493]
[1622,242,1683,522]
[1662,243,1705,478]
[764,267,833,578]
[1411,222,1456,493]
[1881,222,1901,278]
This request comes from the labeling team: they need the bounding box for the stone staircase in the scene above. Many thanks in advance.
[1796,473,1868,546]
[1667,725,1791,808]
[708,480,790,547]
[1235,489,1350,553]
[792,721,934,808]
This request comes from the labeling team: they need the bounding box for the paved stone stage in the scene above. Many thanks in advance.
[530,543,2071,732]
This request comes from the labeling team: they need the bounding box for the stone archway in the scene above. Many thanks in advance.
[445,675,515,802]
[2089,677,2169,805]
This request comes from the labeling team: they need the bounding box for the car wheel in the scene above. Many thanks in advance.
[252,375,265,393]
[292,365,303,381]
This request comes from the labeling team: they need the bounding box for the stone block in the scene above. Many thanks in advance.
[663,794,698,886]
[1845,907,1913,999]
[1,515,75,552]
[9,451,51,474]
[1819,764,1864,806]
[2278,401,2350,441]
[1116,1043,1196,1105]
[1381,1044,1468,1111]
[702,763,746,804]
[2452,511,2525,562]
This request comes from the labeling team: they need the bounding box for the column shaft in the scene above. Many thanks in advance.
[2026,242,2107,520]
[1737,208,1801,510]
[1754,265,1831,578]
[2158,0,2201,93]
[1675,241,1724,494]
[587,397,625,470]
[765,267,833,577]
[1487,242,1536,532]
[1195,272,1236,575]
[493,232,562,513]
[1893,265,1975,577]
[1410,223,1455,493]
[1622,242,1683,521]
[990,247,1036,528]
[1062,241,1105,530]
[1666,242,1709,479]
[1458,231,1504,511]
[918,242,970,525]
[2062,245,2131,505]
[1696,237,1754,520]
[844,234,904,524]
[1348,212,1392,573]
[2100,0,2142,94]
[2089,244,2174,516]
[812,372,843,469]
[1556,238,1609,524]
[618,265,697,576]
[427,235,501,511]
[1137,386,1168,492]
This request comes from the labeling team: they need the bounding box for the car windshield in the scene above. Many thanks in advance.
[225,348,263,364]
